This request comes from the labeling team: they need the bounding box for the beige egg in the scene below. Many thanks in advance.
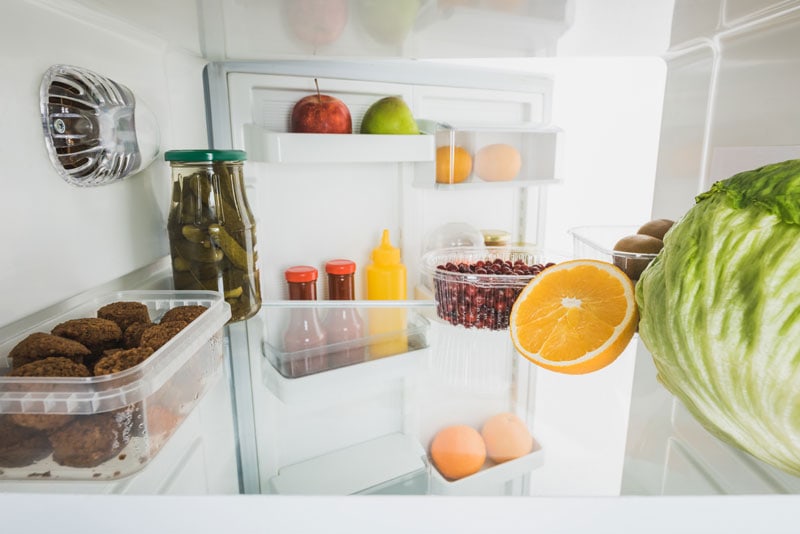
[474,144,522,182]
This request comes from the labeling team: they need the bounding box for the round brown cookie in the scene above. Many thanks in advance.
[122,321,150,349]
[139,321,189,351]
[159,305,207,324]
[94,347,154,376]
[0,416,52,468]
[9,356,91,378]
[7,357,91,431]
[97,301,152,333]
[49,410,134,468]
[51,318,122,366]
[8,332,91,369]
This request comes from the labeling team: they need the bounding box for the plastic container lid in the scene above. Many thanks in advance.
[164,149,247,162]
[423,223,485,254]
[285,265,319,283]
[325,259,356,275]
[371,229,401,265]
[481,229,511,247]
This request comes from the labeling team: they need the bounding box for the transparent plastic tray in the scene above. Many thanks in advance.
[429,439,544,496]
[568,225,659,280]
[420,246,554,330]
[261,301,431,380]
[0,290,230,480]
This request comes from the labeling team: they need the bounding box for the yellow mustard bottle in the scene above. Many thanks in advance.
[366,229,408,358]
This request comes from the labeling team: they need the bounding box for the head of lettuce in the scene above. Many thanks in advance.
[637,158,800,476]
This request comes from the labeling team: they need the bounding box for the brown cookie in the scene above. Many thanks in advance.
[93,347,154,376]
[51,318,122,364]
[8,332,91,369]
[7,357,91,431]
[139,321,188,351]
[9,356,91,378]
[49,410,133,468]
[0,416,52,468]
[159,305,207,324]
[97,301,152,333]
[122,321,150,349]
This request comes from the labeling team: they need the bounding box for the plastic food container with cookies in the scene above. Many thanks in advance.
[0,290,230,480]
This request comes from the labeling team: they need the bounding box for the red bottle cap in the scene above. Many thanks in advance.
[325,259,356,275]
[284,266,318,283]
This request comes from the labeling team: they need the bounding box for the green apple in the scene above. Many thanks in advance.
[360,96,419,135]
[356,0,420,45]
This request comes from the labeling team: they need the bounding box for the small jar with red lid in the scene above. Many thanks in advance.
[282,266,326,377]
[323,260,365,368]
[285,265,320,301]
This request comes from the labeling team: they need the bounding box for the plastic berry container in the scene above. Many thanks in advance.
[420,247,554,330]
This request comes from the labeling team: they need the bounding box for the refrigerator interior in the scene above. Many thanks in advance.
[3,0,800,530]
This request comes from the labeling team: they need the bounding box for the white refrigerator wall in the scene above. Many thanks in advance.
[0,0,205,327]
[0,0,240,495]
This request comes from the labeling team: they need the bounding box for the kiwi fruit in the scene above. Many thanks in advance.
[637,218,675,241]
[613,234,664,280]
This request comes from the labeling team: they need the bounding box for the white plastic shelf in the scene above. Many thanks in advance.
[243,124,434,164]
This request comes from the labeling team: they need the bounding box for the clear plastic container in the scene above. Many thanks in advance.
[569,225,659,280]
[420,246,554,330]
[0,290,230,480]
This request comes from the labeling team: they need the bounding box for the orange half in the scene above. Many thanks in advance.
[509,259,638,374]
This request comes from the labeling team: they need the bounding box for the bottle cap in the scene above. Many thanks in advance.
[371,229,401,266]
[164,149,247,162]
[325,259,356,275]
[284,265,318,283]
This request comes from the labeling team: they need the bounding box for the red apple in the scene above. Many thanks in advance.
[285,0,348,47]
[290,80,352,134]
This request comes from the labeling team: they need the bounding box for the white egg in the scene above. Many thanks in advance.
[474,144,522,182]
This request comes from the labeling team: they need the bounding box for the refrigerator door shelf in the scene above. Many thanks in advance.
[259,301,433,405]
[243,124,434,164]
[418,124,564,189]
[261,345,428,406]
[430,439,544,496]
[267,433,428,496]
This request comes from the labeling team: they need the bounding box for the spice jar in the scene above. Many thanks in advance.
[165,150,261,322]
[283,266,327,377]
[323,259,365,368]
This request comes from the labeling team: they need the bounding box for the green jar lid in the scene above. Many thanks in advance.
[164,149,247,162]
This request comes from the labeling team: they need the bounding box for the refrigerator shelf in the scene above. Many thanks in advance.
[415,124,564,189]
[266,433,428,496]
[430,439,544,496]
[243,124,435,164]
[259,301,433,404]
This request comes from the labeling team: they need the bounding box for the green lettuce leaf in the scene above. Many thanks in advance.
[637,158,800,475]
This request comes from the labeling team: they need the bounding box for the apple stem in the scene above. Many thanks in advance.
[314,78,320,101]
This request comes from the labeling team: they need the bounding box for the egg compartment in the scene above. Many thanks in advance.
[429,440,544,496]
[568,225,660,281]
[416,124,562,189]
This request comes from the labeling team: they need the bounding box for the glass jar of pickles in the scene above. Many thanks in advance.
[165,150,261,322]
